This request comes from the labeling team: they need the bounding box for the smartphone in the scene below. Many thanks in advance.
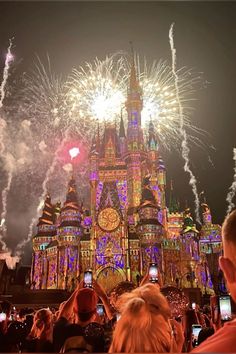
[0,312,6,322]
[84,270,93,288]
[192,302,196,310]
[96,304,104,317]
[149,263,158,283]
[219,295,232,321]
[192,324,202,347]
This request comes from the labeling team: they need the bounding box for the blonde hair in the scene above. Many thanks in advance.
[29,308,52,341]
[109,283,172,353]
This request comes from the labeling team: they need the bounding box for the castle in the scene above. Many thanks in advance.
[31,59,222,293]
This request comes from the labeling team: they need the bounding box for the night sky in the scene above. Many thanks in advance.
[0,1,236,262]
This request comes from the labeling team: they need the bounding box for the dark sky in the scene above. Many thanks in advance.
[0,1,236,257]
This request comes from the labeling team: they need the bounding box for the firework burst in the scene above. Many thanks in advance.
[68,53,204,151]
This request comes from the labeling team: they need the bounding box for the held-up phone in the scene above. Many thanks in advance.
[0,312,6,322]
[192,302,196,310]
[96,304,104,317]
[149,263,158,283]
[219,295,232,321]
[84,270,93,288]
[192,324,202,347]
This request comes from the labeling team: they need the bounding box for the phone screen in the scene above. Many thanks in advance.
[84,271,92,288]
[192,324,202,347]
[0,313,6,322]
[96,304,104,316]
[219,295,232,321]
[192,302,196,310]
[149,263,158,283]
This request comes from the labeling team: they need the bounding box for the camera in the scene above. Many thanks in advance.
[84,270,93,288]
[149,263,158,283]
[192,324,202,347]
[219,295,232,322]
[211,294,233,324]
[96,304,104,317]
[0,312,6,322]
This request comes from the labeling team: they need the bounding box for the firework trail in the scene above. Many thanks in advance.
[0,40,14,250]
[226,148,236,215]
[0,39,13,108]
[0,168,13,250]
[169,23,201,224]
[15,128,70,256]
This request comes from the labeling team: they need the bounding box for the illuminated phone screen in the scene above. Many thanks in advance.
[192,324,202,347]
[84,271,92,287]
[219,296,232,321]
[149,263,158,283]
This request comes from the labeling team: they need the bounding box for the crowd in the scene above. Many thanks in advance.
[1,209,236,353]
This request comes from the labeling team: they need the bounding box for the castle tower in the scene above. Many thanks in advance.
[119,112,126,157]
[167,180,183,238]
[137,176,164,275]
[198,200,222,293]
[89,128,100,219]
[125,54,146,209]
[89,122,128,292]
[31,194,56,289]
[57,177,83,290]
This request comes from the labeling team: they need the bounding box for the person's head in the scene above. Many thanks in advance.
[109,281,136,310]
[219,210,236,302]
[0,300,12,318]
[74,288,98,324]
[198,327,214,345]
[29,308,52,341]
[19,308,26,322]
[109,283,172,353]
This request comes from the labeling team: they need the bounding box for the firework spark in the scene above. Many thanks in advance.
[226,148,236,215]
[0,39,13,108]
[15,128,71,255]
[68,53,203,150]
[169,23,201,224]
[0,40,14,251]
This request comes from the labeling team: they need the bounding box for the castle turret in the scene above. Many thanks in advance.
[119,111,126,157]
[57,177,82,289]
[137,176,164,275]
[167,180,183,238]
[31,194,56,289]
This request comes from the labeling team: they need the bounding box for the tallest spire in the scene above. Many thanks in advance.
[129,41,141,93]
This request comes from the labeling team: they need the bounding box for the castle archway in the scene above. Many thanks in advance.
[96,264,126,293]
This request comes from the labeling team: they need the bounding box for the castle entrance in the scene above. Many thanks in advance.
[96,266,125,293]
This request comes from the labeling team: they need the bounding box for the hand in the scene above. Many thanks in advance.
[140,271,162,288]
[77,279,84,291]
[169,319,185,353]
[140,272,149,286]
[92,278,107,300]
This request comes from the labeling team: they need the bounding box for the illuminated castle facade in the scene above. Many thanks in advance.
[31,61,222,293]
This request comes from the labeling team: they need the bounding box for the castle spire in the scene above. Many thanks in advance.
[200,191,212,225]
[168,180,179,213]
[37,194,54,226]
[119,109,126,138]
[65,176,79,206]
[148,118,158,151]
[129,41,140,93]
